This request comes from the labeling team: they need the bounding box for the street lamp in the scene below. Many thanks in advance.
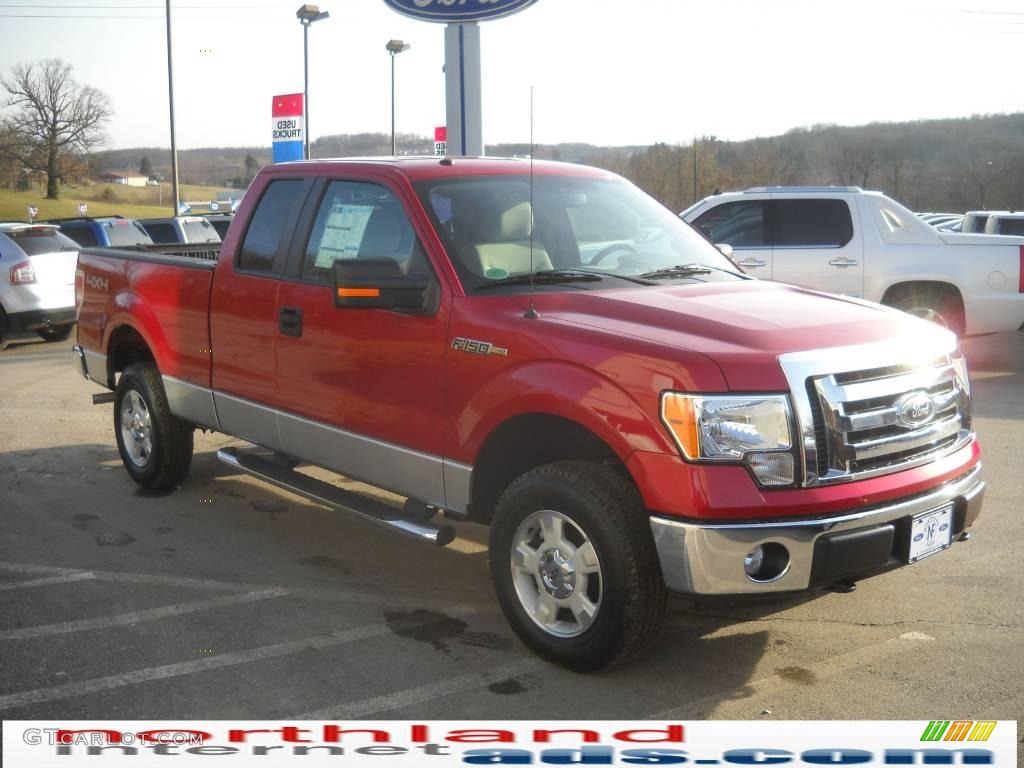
[386,39,411,156]
[296,4,330,160]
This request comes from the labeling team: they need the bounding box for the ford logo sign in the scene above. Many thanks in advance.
[895,390,936,429]
[382,0,540,23]
[913,532,924,542]
[939,523,949,532]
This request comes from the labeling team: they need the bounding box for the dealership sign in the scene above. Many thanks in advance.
[382,0,539,23]
[271,93,304,164]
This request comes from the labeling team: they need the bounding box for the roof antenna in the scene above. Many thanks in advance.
[524,85,539,320]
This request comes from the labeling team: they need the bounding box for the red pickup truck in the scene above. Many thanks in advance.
[73,158,984,671]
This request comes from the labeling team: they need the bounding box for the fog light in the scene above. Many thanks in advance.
[743,542,790,583]
[747,452,795,486]
[744,546,766,577]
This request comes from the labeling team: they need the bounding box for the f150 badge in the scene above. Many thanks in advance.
[451,337,508,357]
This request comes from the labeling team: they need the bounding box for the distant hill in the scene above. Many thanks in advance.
[92,112,1024,212]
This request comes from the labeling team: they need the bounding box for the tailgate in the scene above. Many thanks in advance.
[76,247,217,389]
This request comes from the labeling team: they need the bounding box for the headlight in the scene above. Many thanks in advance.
[660,393,795,486]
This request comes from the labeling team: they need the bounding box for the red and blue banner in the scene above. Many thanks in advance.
[272,93,305,164]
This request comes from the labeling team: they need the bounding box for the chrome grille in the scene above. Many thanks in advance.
[804,356,971,484]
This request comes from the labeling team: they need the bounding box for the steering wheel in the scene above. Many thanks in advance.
[589,243,637,265]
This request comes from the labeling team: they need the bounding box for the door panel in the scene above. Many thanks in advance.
[273,178,450,504]
[769,197,864,296]
[211,177,311,445]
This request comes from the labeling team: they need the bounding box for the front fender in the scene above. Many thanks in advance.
[453,360,677,464]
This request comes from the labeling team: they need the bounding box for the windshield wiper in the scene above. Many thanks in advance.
[637,263,713,280]
[473,269,605,291]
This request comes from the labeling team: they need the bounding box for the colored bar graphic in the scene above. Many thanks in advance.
[921,720,996,742]
[272,93,305,164]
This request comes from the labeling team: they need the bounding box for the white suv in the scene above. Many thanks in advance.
[0,223,79,350]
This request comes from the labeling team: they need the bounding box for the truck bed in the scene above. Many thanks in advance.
[76,243,221,389]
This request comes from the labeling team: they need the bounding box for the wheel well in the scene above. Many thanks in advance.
[107,326,155,387]
[881,280,963,309]
[468,413,628,523]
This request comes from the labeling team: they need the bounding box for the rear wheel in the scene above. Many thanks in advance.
[886,285,965,336]
[114,363,194,490]
[489,461,666,672]
[0,310,8,351]
[37,324,74,342]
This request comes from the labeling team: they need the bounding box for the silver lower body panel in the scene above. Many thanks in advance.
[649,464,984,596]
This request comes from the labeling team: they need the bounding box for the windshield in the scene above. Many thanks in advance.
[414,174,743,292]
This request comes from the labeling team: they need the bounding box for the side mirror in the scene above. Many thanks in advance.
[332,258,437,315]
[716,243,734,259]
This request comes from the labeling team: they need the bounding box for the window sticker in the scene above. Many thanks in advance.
[313,203,376,268]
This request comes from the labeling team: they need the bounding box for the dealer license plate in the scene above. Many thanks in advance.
[908,503,954,563]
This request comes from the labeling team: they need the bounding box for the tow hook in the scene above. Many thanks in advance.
[828,579,857,594]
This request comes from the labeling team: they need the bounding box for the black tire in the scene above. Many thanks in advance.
[887,285,965,336]
[489,461,667,672]
[0,310,8,351]
[36,323,74,342]
[113,363,194,490]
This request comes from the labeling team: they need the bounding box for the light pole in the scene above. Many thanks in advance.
[165,0,180,215]
[386,39,411,156]
[296,4,330,160]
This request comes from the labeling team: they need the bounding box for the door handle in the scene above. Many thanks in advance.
[278,306,303,337]
[736,258,767,268]
[828,258,859,267]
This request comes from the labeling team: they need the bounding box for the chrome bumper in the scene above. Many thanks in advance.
[649,465,985,596]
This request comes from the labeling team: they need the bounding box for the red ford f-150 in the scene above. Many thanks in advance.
[73,158,984,671]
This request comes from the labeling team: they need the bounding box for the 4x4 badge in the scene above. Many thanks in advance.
[451,337,508,357]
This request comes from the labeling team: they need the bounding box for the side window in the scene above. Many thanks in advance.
[63,225,98,248]
[301,180,430,285]
[691,201,767,247]
[239,179,304,272]
[774,199,853,247]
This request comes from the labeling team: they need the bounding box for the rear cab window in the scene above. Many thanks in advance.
[182,217,220,243]
[143,222,178,243]
[60,224,99,248]
[238,179,307,273]
[104,220,153,247]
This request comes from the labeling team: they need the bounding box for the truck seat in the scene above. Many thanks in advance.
[458,201,552,277]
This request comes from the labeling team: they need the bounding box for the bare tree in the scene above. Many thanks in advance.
[1,59,111,199]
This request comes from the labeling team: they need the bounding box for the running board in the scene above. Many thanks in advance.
[216,447,456,546]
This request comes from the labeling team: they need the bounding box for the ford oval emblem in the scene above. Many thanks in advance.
[939,523,949,532]
[913,532,924,542]
[382,0,540,23]
[895,390,936,429]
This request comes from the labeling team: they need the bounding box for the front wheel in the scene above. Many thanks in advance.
[489,461,667,672]
[113,363,194,490]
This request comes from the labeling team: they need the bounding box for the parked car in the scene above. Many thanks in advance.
[51,216,154,249]
[682,186,1024,335]
[201,214,235,241]
[983,212,1024,237]
[137,216,221,245]
[0,223,79,349]
[74,158,984,671]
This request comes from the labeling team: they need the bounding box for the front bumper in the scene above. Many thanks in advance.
[649,464,984,596]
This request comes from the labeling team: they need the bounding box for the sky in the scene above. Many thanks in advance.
[0,0,1021,151]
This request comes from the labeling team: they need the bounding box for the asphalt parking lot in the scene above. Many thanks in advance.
[0,332,1022,726]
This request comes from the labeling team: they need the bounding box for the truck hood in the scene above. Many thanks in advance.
[515,280,949,391]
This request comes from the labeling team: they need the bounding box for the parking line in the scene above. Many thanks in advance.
[296,658,543,719]
[0,588,288,640]
[0,572,96,591]
[0,561,92,577]
[0,605,476,712]
[650,630,935,719]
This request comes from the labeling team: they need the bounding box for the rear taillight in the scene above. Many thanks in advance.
[10,260,36,285]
